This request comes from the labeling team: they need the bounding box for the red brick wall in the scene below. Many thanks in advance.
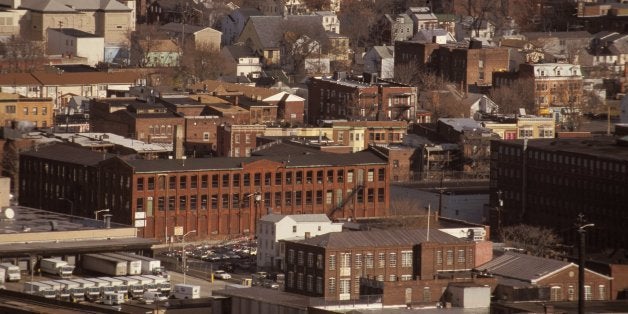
[378,277,496,306]
[610,264,628,300]
[538,264,612,301]
[418,242,477,280]
[474,241,493,267]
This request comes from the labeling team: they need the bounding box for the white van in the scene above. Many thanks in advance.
[143,291,167,304]
[173,284,200,299]
[102,292,125,305]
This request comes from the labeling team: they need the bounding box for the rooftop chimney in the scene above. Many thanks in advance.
[173,125,184,159]
[103,214,112,229]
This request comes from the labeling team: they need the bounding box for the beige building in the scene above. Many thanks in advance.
[0,0,134,45]
[0,92,54,128]
[46,28,105,66]
[160,23,221,50]
[483,116,555,140]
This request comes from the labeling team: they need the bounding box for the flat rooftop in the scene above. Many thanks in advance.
[0,206,127,234]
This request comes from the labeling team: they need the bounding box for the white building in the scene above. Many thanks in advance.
[363,46,394,79]
[46,28,104,66]
[314,11,340,34]
[256,214,343,270]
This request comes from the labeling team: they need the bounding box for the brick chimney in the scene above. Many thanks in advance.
[173,125,184,159]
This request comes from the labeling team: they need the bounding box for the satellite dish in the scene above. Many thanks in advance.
[2,208,15,219]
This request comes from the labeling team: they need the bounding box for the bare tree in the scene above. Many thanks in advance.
[280,20,328,75]
[128,24,165,67]
[338,0,379,49]
[1,139,19,193]
[0,36,45,73]
[490,78,535,114]
[303,0,331,11]
[500,224,564,258]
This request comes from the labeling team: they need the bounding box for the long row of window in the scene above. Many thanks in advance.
[435,248,472,266]
[136,168,386,191]
[137,188,386,212]
[287,250,413,271]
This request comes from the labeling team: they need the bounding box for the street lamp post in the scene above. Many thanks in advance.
[59,197,74,217]
[182,230,196,284]
[577,214,594,314]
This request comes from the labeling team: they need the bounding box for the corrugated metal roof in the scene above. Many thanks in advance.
[292,229,465,249]
[475,252,570,283]
[21,142,113,166]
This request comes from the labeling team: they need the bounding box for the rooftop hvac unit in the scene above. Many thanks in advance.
[467,228,486,241]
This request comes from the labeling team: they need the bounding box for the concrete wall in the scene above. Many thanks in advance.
[0,176,10,207]
[0,227,137,244]
[448,285,491,308]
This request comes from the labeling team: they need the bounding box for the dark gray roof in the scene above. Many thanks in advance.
[290,228,466,249]
[497,137,628,161]
[252,141,328,156]
[224,44,256,59]
[246,15,325,49]
[474,252,571,283]
[21,143,113,166]
[50,28,100,38]
[235,7,263,19]
[123,149,387,173]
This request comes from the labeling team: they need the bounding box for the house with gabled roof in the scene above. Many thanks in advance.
[475,252,613,302]
[160,23,221,50]
[220,7,263,45]
[257,213,343,270]
[363,46,395,79]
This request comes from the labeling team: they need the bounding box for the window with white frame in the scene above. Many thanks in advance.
[376,275,384,281]
[389,274,397,282]
[401,274,412,281]
[365,253,374,268]
[457,249,466,263]
[328,277,336,293]
[297,273,304,289]
[598,285,606,300]
[389,253,397,267]
[328,255,336,270]
[584,285,592,300]
[339,279,350,294]
[436,250,443,264]
[378,252,385,268]
[446,250,453,265]
[401,251,412,267]
[355,253,362,268]
[340,253,351,268]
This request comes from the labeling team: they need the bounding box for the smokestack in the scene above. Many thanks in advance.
[174,125,184,159]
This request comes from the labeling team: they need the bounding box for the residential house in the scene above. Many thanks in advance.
[46,28,104,67]
[411,28,456,45]
[221,44,262,79]
[314,11,340,34]
[488,137,628,252]
[363,46,395,80]
[0,8,22,38]
[454,16,495,45]
[249,0,307,16]
[282,228,494,305]
[0,93,53,129]
[382,13,414,45]
[256,213,343,271]
[331,120,408,152]
[522,31,592,63]
[132,38,180,67]
[220,7,263,46]
[160,23,222,50]
[476,252,613,301]
[493,63,584,117]
[0,71,142,109]
[438,44,510,89]
[90,97,185,144]
[238,15,328,66]
[263,92,305,125]
[307,73,418,123]
[406,7,439,33]
[19,143,390,239]
[587,31,628,74]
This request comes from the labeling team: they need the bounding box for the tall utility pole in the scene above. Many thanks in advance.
[576,213,594,314]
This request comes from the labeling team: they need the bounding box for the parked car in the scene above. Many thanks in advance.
[214,270,231,280]
[262,279,279,289]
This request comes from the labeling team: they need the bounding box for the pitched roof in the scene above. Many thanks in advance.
[31,71,141,85]
[261,213,331,223]
[245,15,325,49]
[19,0,131,12]
[49,28,101,38]
[192,79,277,99]
[263,91,305,102]
[21,142,113,165]
[223,44,256,59]
[0,73,41,85]
[475,252,571,283]
[161,23,221,35]
[291,229,465,249]
[371,46,394,59]
[121,149,387,173]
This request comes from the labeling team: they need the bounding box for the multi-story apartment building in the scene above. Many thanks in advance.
[482,115,556,140]
[489,137,628,252]
[307,73,417,123]
[256,213,343,271]
[90,97,185,144]
[0,0,134,45]
[331,121,407,152]
[217,124,266,157]
[438,44,510,89]
[493,63,583,116]
[282,228,489,303]
[0,93,53,128]
[19,143,390,240]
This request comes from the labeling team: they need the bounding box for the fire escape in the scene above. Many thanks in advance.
[327,185,364,219]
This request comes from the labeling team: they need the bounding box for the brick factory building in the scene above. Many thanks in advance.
[282,229,495,305]
[19,143,390,240]
[489,137,628,252]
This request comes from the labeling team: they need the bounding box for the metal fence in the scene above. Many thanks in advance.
[308,294,383,308]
